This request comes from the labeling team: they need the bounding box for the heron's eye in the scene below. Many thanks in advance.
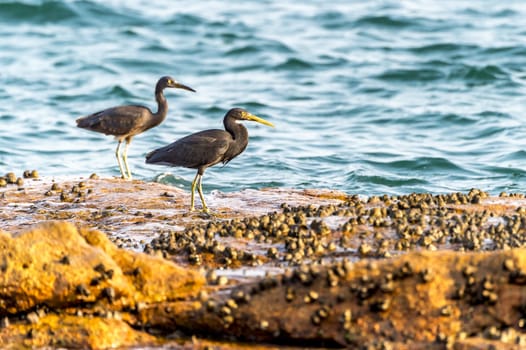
[167,79,172,84]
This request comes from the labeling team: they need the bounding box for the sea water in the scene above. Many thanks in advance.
[1,0,526,196]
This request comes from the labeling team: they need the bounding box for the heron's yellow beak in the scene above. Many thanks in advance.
[245,113,274,128]
[173,81,196,93]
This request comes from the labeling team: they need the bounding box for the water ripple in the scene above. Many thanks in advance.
[0,1,77,23]
[355,15,414,29]
[449,64,509,84]
[376,68,446,82]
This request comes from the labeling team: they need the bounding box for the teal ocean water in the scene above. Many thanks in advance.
[1,0,526,196]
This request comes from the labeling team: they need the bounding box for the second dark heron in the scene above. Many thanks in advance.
[145,108,274,212]
[76,76,195,179]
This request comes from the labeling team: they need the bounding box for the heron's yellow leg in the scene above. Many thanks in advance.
[115,141,126,179]
[190,172,199,211]
[196,174,209,213]
[122,140,132,180]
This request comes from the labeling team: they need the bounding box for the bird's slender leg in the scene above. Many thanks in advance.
[122,138,132,180]
[190,172,199,211]
[115,141,127,179]
[196,174,209,213]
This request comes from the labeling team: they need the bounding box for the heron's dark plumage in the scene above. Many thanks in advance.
[146,129,232,170]
[76,105,154,138]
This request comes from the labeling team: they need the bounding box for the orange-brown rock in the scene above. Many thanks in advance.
[0,221,204,315]
[0,221,205,349]
[148,249,526,348]
[0,314,156,349]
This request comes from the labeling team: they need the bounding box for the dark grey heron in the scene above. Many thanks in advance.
[76,76,195,179]
[145,108,274,212]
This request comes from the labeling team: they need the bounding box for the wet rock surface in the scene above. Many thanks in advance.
[1,173,526,349]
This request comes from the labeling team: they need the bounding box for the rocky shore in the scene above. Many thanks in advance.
[0,172,525,349]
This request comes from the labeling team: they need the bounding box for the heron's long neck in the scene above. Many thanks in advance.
[224,116,249,157]
[151,88,168,127]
